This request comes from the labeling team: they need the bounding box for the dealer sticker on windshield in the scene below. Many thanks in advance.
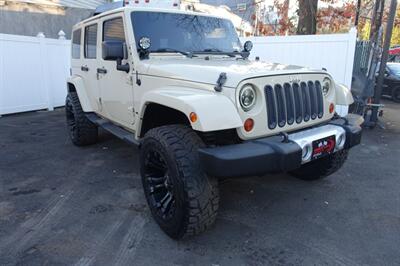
[312,135,336,160]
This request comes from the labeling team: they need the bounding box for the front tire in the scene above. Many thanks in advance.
[290,149,349,181]
[65,92,98,146]
[391,86,400,103]
[140,125,219,239]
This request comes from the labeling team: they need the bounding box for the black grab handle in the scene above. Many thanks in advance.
[97,68,107,74]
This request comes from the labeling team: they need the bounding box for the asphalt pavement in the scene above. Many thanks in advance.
[0,100,399,266]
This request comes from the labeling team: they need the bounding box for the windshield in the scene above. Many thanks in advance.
[131,11,241,54]
[388,64,400,76]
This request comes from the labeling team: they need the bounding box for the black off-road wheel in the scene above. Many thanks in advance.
[65,92,98,146]
[140,125,219,239]
[289,149,349,181]
[391,87,400,103]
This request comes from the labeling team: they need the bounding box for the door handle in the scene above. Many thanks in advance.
[81,66,89,72]
[97,68,107,74]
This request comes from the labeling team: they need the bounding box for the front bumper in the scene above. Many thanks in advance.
[198,116,362,178]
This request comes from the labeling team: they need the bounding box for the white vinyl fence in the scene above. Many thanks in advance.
[240,28,357,89]
[0,32,70,116]
[1,29,356,116]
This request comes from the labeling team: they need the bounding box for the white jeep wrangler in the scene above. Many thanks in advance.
[66,6,362,239]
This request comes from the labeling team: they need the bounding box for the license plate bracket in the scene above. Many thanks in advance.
[311,135,336,160]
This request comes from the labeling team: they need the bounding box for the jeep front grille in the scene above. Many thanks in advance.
[264,81,324,129]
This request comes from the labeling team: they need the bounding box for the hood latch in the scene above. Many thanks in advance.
[214,72,227,92]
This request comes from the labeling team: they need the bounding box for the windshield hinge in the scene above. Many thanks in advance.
[214,72,227,92]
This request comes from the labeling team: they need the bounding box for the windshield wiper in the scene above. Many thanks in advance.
[151,48,195,58]
[192,49,240,58]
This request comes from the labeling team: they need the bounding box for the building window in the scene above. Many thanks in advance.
[85,24,98,59]
[237,3,247,11]
[72,29,81,59]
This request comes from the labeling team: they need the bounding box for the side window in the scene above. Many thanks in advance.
[84,24,98,59]
[103,17,126,59]
[72,29,81,59]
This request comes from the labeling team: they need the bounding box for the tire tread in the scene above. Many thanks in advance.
[142,125,219,238]
[66,92,98,146]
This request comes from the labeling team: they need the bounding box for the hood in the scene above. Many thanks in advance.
[143,57,323,88]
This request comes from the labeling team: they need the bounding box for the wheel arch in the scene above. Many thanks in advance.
[137,88,243,138]
[66,76,93,112]
[335,83,354,105]
[139,103,191,137]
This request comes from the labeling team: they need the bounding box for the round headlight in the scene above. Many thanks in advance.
[239,85,256,111]
[322,77,331,96]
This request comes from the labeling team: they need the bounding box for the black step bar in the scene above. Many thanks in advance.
[86,113,140,146]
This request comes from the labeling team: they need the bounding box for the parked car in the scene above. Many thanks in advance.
[388,46,400,62]
[380,63,400,102]
[66,5,362,239]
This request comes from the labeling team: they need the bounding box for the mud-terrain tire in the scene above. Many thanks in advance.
[65,92,98,146]
[290,149,349,181]
[140,125,219,239]
[391,86,400,103]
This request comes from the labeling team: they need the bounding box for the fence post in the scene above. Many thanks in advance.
[344,27,357,89]
[37,32,53,111]
[58,30,66,40]
[0,34,4,117]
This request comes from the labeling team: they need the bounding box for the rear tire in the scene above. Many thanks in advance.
[289,149,349,181]
[140,125,219,239]
[391,86,400,103]
[65,92,98,146]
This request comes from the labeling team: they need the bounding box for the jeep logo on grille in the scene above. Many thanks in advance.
[288,76,301,83]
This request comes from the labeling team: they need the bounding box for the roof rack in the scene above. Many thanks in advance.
[94,1,125,16]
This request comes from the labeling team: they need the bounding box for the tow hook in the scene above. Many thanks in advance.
[280,132,290,143]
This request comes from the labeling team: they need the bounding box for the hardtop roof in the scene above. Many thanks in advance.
[73,6,228,29]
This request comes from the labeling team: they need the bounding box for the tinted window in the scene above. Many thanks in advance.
[103,17,125,43]
[72,29,81,59]
[85,24,98,59]
[131,12,241,53]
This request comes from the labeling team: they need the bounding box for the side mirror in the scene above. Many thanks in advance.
[102,41,130,73]
[103,41,125,60]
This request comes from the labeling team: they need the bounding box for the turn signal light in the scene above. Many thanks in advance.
[244,118,254,132]
[189,112,197,123]
[329,103,335,114]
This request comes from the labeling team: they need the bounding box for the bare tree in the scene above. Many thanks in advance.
[297,0,318,34]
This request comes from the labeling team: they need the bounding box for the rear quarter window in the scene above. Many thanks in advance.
[84,24,98,59]
[72,29,81,59]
